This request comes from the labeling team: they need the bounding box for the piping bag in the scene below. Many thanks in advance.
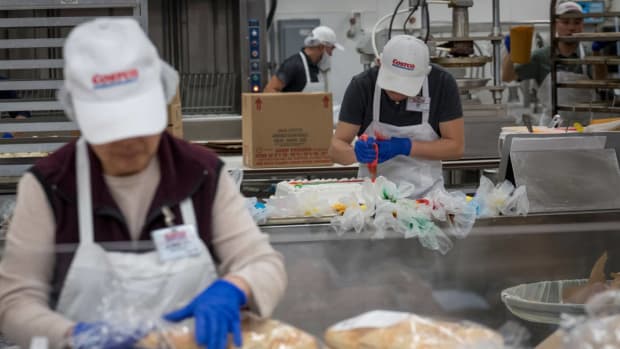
[360,134,378,181]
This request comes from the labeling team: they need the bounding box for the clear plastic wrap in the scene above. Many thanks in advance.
[562,290,620,348]
[329,177,477,253]
[324,310,504,349]
[374,177,416,203]
[395,202,453,255]
[66,296,158,349]
[266,192,334,218]
[499,186,529,217]
[330,194,368,235]
[137,315,321,349]
[427,189,476,239]
[472,176,529,218]
[245,197,271,225]
[65,294,321,349]
[371,200,399,239]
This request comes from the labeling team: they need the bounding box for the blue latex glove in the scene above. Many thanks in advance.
[592,41,612,52]
[376,137,412,163]
[504,35,511,53]
[354,136,377,164]
[164,279,247,349]
[72,322,147,349]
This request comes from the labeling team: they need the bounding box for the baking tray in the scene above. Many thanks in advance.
[456,78,490,92]
[501,279,588,324]
[430,56,492,68]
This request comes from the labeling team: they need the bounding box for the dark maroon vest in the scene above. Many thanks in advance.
[29,132,223,304]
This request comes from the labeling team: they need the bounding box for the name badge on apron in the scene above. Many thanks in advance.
[406,96,431,112]
[152,224,202,262]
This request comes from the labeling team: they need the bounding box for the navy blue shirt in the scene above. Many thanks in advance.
[275,50,320,92]
[339,64,462,137]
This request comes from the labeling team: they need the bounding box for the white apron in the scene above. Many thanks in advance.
[299,52,328,92]
[358,78,444,198]
[538,44,597,125]
[55,138,217,322]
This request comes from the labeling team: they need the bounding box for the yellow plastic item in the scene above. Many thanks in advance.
[510,25,535,64]
[573,122,584,133]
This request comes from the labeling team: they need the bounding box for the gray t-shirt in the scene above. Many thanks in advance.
[339,64,463,137]
[515,45,591,86]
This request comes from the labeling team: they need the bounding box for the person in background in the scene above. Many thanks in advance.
[328,35,464,198]
[501,1,601,85]
[0,76,31,120]
[264,25,343,93]
[0,18,286,349]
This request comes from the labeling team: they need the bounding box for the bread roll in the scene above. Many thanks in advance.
[325,312,503,349]
[138,317,319,349]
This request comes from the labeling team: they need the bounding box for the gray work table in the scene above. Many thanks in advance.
[264,210,620,345]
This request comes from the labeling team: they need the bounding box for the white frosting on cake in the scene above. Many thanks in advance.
[265,178,367,218]
[274,178,364,206]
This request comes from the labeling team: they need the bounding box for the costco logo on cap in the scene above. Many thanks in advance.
[392,58,416,71]
[92,69,139,89]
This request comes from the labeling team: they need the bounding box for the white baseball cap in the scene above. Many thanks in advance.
[377,35,432,97]
[63,18,167,145]
[557,1,583,15]
[304,26,344,51]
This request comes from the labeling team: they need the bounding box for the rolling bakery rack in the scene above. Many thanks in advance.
[549,0,620,118]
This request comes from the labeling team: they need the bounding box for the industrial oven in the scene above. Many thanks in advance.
[0,0,268,182]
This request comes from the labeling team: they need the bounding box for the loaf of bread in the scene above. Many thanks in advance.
[324,311,503,349]
[138,317,320,349]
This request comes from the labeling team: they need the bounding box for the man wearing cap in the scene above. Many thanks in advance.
[328,35,464,198]
[502,1,612,125]
[264,25,343,93]
[502,1,594,86]
[0,18,286,349]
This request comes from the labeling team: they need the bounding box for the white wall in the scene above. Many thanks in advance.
[270,0,619,104]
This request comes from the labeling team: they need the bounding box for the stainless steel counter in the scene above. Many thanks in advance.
[1,195,618,346]
[265,211,620,345]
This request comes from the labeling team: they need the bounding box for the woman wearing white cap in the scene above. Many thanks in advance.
[502,1,609,124]
[328,35,464,198]
[264,25,344,93]
[0,18,286,349]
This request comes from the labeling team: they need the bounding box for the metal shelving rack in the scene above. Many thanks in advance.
[549,0,620,117]
[0,0,148,121]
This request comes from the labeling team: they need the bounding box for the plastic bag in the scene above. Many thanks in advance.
[138,315,321,349]
[471,175,496,217]
[331,194,366,235]
[66,296,159,349]
[331,205,366,235]
[425,189,476,238]
[500,185,529,217]
[371,200,399,239]
[324,310,504,349]
[245,197,271,225]
[395,203,453,255]
[374,176,416,203]
[562,290,620,349]
[472,176,529,218]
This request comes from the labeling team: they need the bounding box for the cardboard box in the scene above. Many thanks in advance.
[166,88,183,138]
[242,92,333,168]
